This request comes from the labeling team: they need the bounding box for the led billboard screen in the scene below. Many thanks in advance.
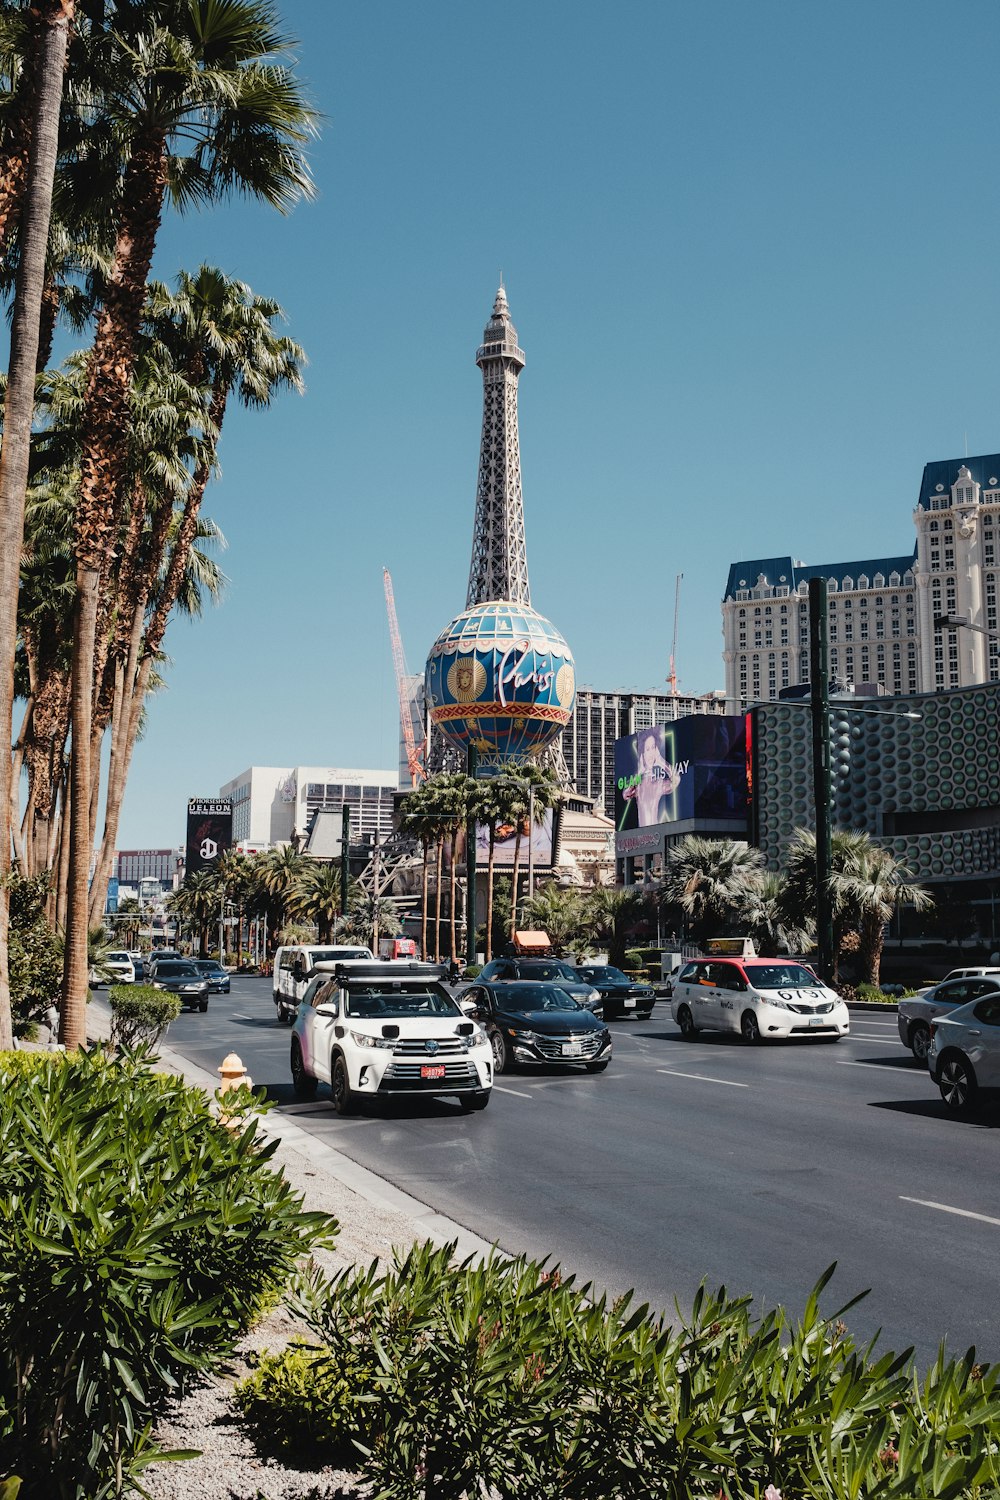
[614,716,750,832]
[185,798,233,875]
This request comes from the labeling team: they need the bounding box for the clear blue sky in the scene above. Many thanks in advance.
[116,0,1000,847]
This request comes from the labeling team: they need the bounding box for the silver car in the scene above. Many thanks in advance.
[928,993,1000,1113]
[897,976,1000,1062]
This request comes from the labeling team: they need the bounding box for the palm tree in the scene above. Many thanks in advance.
[341,891,401,952]
[510,764,561,937]
[113,895,142,950]
[469,774,520,963]
[398,780,437,961]
[288,860,348,944]
[829,841,933,987]
[740,870,811,957]
[168,868,223,959]
[61,0,317,1046]
[0,0,73,1049]
[585,886,647,968]
[257,843,307,945]
[520,882,587,957]
[659,836,765,943]
[783,828,874,983]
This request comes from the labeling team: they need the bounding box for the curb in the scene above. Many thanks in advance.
[846,1002,899,1014]
[88,999,505,1265]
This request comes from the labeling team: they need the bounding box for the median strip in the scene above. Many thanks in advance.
[900,1197,1000,1229]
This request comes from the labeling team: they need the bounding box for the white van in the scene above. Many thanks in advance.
[272,943,374,1022]
[671,954,850,1043]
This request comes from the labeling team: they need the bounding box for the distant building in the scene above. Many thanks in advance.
[218,766,397,849]
[115,849,182,886]
[723,455,1000,705]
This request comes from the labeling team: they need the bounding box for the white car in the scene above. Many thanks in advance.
[90,951,135,987]
[272,942,374,1023]
[897,975,1000,1062]
[671,956,849,1042]
[289,960,493,1115]
[928,993,1000,1114]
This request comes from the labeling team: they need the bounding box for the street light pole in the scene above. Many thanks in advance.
[809,576,834,984]
[340,804,350,921]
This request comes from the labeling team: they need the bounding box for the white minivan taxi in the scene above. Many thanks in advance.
[671,956,849,1043]
[289,960,492,1115]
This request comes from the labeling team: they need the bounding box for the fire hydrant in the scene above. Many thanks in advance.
[217,1052,252,1127]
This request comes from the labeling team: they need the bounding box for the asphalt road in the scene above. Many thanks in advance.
[162,974,1000,1367]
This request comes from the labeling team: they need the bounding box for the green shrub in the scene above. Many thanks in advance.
[462,964,482,979]
[108,983,181,1049]
[272,1246,1000,1499]
[7,871,61,1036]
[623,948,645,969]
[0,1046,336,1499]
[855,982,891,1003]
[0,1052,57,1080]
[235,1343,363,1464]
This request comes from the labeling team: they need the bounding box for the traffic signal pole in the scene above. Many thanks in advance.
[809,576,834,984]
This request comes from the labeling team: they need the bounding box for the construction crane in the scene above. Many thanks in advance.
[667,572,683,695]
[383,567,426,788]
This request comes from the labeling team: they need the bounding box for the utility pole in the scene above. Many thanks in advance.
[340,804,350,923]
[809,576,834,984]
[372,831,382,952]
[466,746,478,968]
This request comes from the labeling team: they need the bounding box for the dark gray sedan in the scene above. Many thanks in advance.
[151,960,210,1012]
[461,980,612,1074]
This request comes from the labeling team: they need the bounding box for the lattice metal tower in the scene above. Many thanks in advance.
[466,286,531,607]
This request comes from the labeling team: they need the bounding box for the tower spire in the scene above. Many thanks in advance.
[466,286,530,606]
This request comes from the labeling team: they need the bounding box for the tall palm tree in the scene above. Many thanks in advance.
[0,0,73,1050]
[61,0,317,1046]
[660,836,765,943]
[469,774,518,963]
[288,860,347,944]
[585,886,647,968]
[783,827,874,983]
[740,870,811,958]
[510,763,561,937]
[257,843,307,945]
[398,781,437,961]
[168,868,222,959]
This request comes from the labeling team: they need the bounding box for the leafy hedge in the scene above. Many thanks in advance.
[0,1047,335,1499]
[237,1245,1000,1499]
[107,984,181,1049]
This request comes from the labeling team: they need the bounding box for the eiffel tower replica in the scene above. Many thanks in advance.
[426,287,571,785]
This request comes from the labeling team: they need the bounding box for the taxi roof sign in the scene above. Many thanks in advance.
[702,937,757,958]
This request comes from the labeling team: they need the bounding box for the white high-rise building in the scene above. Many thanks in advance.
[723,455,1000,705]
[219,766,397,849]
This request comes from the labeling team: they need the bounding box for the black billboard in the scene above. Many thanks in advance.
[614,715,750,832]
[185,798,233,875]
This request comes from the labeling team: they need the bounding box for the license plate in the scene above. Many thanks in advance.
[808,1016,824,1027]
[420,1064,446,1079]
[562,1042,583,1056]
[624,998,636,1009]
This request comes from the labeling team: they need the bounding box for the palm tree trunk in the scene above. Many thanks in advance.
[10,695,33,879]
[61,569,100,1046]
[419,838,429,960]
[510,825,523,942]
[485,830,497,962]
[0,0,73,1049]
[449,831,460,965]
[434,842,444,962]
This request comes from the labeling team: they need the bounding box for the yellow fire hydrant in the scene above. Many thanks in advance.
[217,1052,252,1127]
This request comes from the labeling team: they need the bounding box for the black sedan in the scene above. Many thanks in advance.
[461,980,612,1074]
[151,960,210,1012]
[575,964,655,1020]
[194,960,231,993]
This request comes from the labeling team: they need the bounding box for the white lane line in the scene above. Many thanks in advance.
[837,1059,915,1076]
[900,1197,1000,1229]
[493,1084,533,1099]
[656,1068,749,1088]
[849,1032,902,1040]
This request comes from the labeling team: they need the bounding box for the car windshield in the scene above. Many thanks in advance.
[344,989,460,1020]
[500,984,583,1013]
[750,964,822,989]
[107,954,130,963]
[195,962,224,974]
[520,962,578,981]
[579,966,627,983]
[157,962,198,978]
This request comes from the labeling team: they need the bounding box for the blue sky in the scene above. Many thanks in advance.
[116,0,1000,847]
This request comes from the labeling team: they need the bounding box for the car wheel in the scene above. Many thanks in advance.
[199,1000,209,1013]
[459,1090,491,1111]
[740,1011,762,1044]
[332,1054,359,1116]
[909,1023,931,1062]
[677,1005,698,1041]
[490,1030,510,1074]
[585,1059,610,1073]
[938,1054,978,1114]
[290,1038,317,1099]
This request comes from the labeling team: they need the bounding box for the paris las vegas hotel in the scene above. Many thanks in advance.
[722,454,1000,705]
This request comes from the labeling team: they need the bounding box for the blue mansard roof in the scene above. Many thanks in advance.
[724,550,917,602]
[917,453,1000,508]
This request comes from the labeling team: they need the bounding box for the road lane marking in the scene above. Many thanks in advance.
[900,1197,1000,1229]
[656,1068,748,1088]
[493,1084,533,1099]
[837,1059,916,1076]
[849,1032,903,1040]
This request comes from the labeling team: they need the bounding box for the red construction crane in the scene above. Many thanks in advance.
[383,567,426,788]
[667,572,683,695]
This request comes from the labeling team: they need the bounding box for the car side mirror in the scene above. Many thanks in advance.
[315,1002,339,1018]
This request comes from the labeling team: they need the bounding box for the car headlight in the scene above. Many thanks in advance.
[508,1027,539,1045]
[153,982,164,990]
[349,1030,396,1049]
[760,996,792,1010]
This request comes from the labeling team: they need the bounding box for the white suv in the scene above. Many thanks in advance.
[272,943,374,1023]
[290,961,493,1115]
